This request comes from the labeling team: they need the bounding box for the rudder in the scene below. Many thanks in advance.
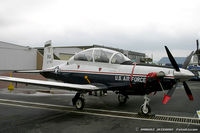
[42,40,54,70]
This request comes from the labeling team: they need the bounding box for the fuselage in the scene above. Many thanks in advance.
[41,47,194,96]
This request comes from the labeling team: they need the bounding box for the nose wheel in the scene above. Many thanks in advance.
[140,95,151,115]
[72,93,85,110]
[140,104,151,115]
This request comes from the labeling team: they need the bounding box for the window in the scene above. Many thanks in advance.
[94,49,113,63]
[111,53,130,64]
[74,49,93,62]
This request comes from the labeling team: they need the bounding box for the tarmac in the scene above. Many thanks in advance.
[0,81,199,133]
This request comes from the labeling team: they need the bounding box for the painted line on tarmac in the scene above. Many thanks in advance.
[0,98,196,120]
[0,98,199,126]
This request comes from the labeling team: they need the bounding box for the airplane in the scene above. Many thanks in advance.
[0,41,195,115]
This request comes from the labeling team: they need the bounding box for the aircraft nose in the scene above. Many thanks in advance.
[183,69,194,77]
[174,69,194,80]
[189,71,195,76]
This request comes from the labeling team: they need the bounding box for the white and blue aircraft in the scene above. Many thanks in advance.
[0,42,194,115]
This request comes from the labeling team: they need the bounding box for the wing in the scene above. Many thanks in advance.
[0,76,107,92]
[15,69,55,73]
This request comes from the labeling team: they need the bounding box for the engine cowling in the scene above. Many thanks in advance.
[147,71,165,78]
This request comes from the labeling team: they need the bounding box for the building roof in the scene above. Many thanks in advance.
[158,57,186,65]
[0,41,32,50]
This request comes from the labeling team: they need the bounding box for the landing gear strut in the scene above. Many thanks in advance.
[72,93,85,110]
[118,93,128,104]
[140,95,151,115]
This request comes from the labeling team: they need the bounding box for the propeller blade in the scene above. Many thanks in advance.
[162,83,177,104]
[183,81,194,101]
[182,51,194,69]
[164,46,180,72]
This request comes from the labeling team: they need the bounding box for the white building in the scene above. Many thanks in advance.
[0,41,37,71]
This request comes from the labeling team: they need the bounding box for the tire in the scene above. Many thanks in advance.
[118,94,128,104]
[140,104,151,115]
[75,97,85,110]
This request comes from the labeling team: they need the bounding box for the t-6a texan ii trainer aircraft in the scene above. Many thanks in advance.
[0,42,195,115]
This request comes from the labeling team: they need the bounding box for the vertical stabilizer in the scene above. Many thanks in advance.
[42,40,54,70]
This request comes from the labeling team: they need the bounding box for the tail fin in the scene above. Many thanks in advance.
[42,40,54,70]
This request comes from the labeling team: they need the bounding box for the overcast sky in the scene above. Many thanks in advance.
[0,0,200,61]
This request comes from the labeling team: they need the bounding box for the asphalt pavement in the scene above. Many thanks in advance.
[0,81,199,133]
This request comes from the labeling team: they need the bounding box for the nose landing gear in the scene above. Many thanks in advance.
[140,95,151,115]
[118,93,129,104]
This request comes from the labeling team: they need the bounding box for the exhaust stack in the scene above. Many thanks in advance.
[197,40,199,51]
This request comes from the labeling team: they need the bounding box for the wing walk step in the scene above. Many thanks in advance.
[0,98,199,125]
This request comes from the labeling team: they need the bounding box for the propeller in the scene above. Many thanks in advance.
[182,51,194,69]
[162,83,177,104]
[162,46,194,104]
[183,81,194,101]
[164,46,180,71]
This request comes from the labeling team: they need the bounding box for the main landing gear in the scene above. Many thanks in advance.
[118,93,129,104]
[140,95,151,115]
[72,92,152,115]
[72,92,85,110]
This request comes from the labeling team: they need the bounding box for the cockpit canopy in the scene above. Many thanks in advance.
[71,48,131,64]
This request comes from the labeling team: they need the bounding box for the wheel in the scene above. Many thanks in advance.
[140,104,151,115]
[118,94,128,104]
[75,97,85,110]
